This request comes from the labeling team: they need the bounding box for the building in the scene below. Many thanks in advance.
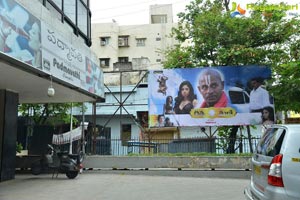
[0,0,104,181]
[73,4,182,155]
[76,4,265,156]
[91,4,179,85]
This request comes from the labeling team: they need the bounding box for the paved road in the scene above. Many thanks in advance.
[0,170,250,200]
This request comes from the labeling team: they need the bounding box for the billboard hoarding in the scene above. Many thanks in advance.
[148,66,273,127]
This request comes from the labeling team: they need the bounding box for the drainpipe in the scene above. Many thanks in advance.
[69,103,73,154]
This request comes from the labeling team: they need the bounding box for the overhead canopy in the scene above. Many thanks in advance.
[0,53,104,104]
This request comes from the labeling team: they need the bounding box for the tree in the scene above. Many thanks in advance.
[163,0,300,152]
[166,0,300,110]
[19,103,85,126]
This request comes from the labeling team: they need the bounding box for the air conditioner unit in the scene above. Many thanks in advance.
[100,41,106,46]
[100,61,107,67]
[118,39,125,46]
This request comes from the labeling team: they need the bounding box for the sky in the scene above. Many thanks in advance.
[89,0,300,25]
[90,0,192,25]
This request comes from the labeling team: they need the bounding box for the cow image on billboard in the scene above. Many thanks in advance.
[148,66,273,127]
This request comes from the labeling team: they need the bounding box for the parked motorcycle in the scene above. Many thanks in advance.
[45,144,82,179]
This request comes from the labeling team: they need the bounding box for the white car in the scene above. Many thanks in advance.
[244,124,300,200]
[226,86,250,113]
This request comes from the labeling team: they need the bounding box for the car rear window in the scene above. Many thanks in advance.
[256,128,285,157]
[228,91,249,104]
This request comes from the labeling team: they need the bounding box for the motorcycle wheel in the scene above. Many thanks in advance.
[66,171,78,179]
[31,162,42,175]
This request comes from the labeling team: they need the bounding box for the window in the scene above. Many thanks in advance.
[45,1,63,21]
[78,1,88,35]
[118,57,129,63]
[136,38,146,47]
[64,0,76,24]
[121,124,131,146]
[42,0,92,46]
[229,90,250,104]
[151,15,167,24]
[51,0,62,9]
[257,128,286,156]
[118,36,129,47]
[137,111,148,128]
[100,37,109,46]
[81,0,88,6]
[99,58,110,68]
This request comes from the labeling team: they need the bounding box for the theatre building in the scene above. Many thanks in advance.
[0,0,104,181]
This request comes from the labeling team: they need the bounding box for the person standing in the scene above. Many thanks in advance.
[249,77,271,113]
[163,96,174,114]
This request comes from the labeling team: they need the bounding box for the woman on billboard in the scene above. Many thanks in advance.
[174,80,197,114]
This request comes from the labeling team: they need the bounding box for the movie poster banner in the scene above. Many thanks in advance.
[0,0,42,68]
[148,66,273,127]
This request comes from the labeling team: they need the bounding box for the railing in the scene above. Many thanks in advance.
[83,136,261,156]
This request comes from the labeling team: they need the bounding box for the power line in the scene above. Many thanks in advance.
[91,0,188,22]
[91,0,156,12]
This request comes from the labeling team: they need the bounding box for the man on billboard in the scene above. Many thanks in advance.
[148,66,272,127]
[197,68,229,108]
[249,77,271,113]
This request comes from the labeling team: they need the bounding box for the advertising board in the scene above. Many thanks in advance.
[148,66,273,127]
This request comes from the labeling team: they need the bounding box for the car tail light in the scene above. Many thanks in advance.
[268,154,284,187]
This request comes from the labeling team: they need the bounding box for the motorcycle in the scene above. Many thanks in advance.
[45,144,82,179]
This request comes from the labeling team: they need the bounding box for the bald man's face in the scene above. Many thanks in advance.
[198,73,224,107]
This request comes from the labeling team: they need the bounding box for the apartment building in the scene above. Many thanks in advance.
[72,4,181,155]
[91,4,179,85]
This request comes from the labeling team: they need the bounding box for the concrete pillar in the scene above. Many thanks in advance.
[0,90,18,181]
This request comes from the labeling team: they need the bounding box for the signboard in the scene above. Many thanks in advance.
[41,23,104,96]
[0,0,104,98]
[230,0,300,18]
[148,66,273,127]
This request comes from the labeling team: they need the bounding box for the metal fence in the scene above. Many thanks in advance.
[83,136,261,156]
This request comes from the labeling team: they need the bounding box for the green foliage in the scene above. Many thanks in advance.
[18,103,86,126]
[163,46,195,68]
[216,126,233,152]
[16,142,23,153]
[164,0,300,112]
[270,62,300,112]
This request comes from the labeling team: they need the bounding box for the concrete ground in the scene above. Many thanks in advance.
[0,170,250,200]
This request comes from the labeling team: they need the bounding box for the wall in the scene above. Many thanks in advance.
[83,156,252,170]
